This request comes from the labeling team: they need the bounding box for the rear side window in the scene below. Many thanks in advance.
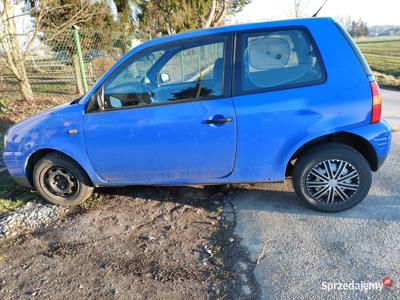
[235,28,325,94]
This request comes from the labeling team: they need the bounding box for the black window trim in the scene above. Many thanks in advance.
[232,25,327,97]
[85,32,234,113]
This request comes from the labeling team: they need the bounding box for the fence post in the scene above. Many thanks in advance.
[72,25,88,93]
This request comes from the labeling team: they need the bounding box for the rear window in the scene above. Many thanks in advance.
[234,28,325,94]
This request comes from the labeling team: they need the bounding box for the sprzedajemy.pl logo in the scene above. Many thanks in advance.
[321,277,394,292]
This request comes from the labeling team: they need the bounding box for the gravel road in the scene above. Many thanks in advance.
[232,89,400,299]
[382,89,400,130]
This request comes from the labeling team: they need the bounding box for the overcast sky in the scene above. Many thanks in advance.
[232,0,400,26]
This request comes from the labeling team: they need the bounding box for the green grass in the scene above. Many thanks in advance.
[0,177,38,213]
[0,81,77,99]
[362,54,400,77]
[356,36,400,88]
[31,82,78,96]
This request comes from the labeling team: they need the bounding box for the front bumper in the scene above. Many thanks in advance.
[3,151,27,176]
[11,175,33,189]
[3,151,33,188]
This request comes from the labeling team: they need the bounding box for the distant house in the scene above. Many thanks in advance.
[369,25,400,36]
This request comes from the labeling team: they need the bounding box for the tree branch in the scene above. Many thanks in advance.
[213,0,227,27]
[204,0,217,28]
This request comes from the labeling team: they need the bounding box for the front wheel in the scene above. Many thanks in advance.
[293,143,372,212]
[33,153,94,206]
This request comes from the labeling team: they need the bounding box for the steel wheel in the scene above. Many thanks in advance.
[42,166,80,199]
[34,153,93,206]
[305,159,360,204]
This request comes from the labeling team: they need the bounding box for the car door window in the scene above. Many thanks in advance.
[88,36,227,111]
[235,28,325,94]
[155,39,225,102]
[106,50,164,91]
[159,42,224,84]
[102,49,166,109]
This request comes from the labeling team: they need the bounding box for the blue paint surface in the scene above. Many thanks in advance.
[3,17,392,187]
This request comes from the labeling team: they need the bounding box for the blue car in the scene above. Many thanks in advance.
[3,18,391,212]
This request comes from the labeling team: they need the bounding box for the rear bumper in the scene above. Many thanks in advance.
[376,154,388,171]
[346,119,392,169]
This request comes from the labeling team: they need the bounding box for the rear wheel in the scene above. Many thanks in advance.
[293,143,372,212]
[33,153,93,206]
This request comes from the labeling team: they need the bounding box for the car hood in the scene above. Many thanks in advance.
[5,98,84,153]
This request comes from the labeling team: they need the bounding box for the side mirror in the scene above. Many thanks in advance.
[110,96,122,108]
[160,73,170,84]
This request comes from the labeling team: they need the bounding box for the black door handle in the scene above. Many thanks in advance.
[206,117,232,124]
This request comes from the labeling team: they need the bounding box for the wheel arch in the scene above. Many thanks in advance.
[25,148,94,187]
[285,131,378,177]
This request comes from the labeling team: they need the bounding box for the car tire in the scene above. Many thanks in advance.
[33,153,94,206]
[293,143,372,212]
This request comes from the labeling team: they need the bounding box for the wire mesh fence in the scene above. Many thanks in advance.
[0,28,150,104]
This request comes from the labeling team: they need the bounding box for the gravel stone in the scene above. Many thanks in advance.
[0,199,68,238]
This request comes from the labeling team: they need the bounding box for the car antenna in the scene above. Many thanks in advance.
[312,0,328,17]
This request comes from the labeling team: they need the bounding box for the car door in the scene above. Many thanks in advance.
[83,34,236,182]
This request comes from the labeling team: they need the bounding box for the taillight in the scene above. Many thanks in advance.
[370,80,382,124]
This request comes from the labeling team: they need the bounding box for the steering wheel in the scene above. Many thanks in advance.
[137,81,158,103]
[136,82,157,103]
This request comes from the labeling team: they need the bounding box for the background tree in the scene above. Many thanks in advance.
[348,19,369,37]
[113,0,134,32]
[36,0,117,94]
[204,0,251,28]
[0,0,118,101]
[337,16,369,37]
[112,0,135,52]
[137,0,251,36]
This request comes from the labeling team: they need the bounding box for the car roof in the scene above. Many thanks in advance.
[138,17,333,49]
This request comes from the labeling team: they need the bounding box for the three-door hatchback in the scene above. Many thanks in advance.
[3,18,392,212]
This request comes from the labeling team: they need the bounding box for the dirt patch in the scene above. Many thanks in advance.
[0,185,253,299]
[44,240,86,258]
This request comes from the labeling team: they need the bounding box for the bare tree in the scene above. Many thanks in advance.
[286,0,309,18]
[204,0,217,28]
[204,0,249,28]
[0,0,36,102]
[336,16,369,37]
[37,1,112,94]
[205,0,228,28]
[0,0,108,102]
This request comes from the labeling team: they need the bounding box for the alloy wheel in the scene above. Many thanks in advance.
[305,159,360,204]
